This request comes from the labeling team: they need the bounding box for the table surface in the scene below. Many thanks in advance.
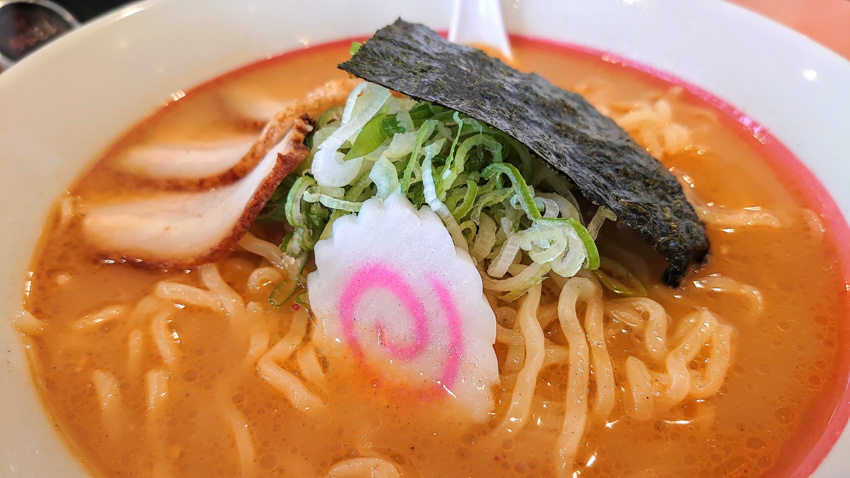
[728,0,850,59]
[0,1,848,71]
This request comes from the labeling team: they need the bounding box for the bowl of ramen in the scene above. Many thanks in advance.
[1,0,849,476]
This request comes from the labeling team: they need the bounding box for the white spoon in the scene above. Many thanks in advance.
[448,0,513,60]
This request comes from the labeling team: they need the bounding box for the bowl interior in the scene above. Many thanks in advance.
[0,0,848,476]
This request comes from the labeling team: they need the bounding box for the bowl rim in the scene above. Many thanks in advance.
[0,0,848,476]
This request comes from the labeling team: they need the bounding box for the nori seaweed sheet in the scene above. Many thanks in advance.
[339,19,709,287]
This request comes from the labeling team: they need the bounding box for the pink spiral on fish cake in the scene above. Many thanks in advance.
[338,263,430,359]
[337,263,465,389]
[427,274,465,389]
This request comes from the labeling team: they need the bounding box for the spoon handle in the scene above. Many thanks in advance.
[448,0,513,60]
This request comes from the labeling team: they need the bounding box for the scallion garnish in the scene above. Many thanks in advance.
[259,83,623,300]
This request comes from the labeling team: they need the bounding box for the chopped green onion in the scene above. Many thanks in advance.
[370,156,399,199]
[522,227,567,264]
[316,196,362,212]
[294,291,310,307]
[594,256,647,297]
[482,162,601,270]
[382,115,405,135]
[440,134,502,199]
[499,263,553,302]
[471,213,497,262]
[316,105,343,128]
[409,102,444,121]
[451,180,478,221]
[284,176,315,227]
[258,84,618,302]
[268,254,307,307]
[279,231,294,253]
[344,113,390,160]
[400,120,438,194]
[344,173,374,202]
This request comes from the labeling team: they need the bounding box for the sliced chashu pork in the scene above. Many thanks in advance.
[83,115,312,268]
[116,78,361,189]
[84,116,310,268]
[218,84,289,128]
[118,135,258,185]
[219,78,361,128]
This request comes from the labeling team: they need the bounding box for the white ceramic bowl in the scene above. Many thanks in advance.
[1,0,848,476]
